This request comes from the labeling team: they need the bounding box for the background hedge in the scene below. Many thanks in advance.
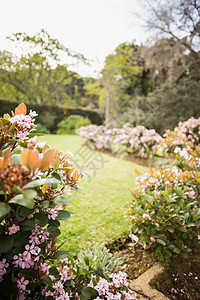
[0,97,102,133]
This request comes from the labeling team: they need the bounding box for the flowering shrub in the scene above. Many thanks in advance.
[0,103,135,299]
[88,271,135,299]
[163,117,200,153]
[76,123,164,158]
[127,165,200,263]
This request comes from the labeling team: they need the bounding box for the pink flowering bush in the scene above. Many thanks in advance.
[88,271,135,299]
[163,117,200,154]
[0,104,135,299]
[76,123,164,158]
[127,165,200,263]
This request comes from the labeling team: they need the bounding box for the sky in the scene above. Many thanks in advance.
[0,0,147,77]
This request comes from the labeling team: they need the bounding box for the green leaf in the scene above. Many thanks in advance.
[0,118,10,125]
[16,206,27,221]
[54,196,69,206]
[181,252,188,259]
[156,239,166,246]
[52,250,68,260]
[57,210,71,220]
[12,246,24,255]
[39,200,56,208]
[179,227,187,232]
[84,256,90,266]
[52,172,62,181]
[0,203,10,218]
[184,212,190,220]
[20,219,35,231]
[49,219,60,227]
[8,190,37,208]
[167,227,175,233]
[49,266,59,276]
[20,207,35,217]
[42,277,52,286]
[194,208,200,216]
[14,231,29,247]
[2,140,17,150]
[47,226,61,236]
[173,248,180,254]
[24,178,59,189]
[0,225,4,234]
[0,235,14,253]
[82,287,98,299]
[34,213,48,227]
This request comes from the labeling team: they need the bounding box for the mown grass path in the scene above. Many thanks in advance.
[39,135,148,254]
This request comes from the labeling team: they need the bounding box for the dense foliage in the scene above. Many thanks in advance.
[57,115,91,135]
[0,98,102,133]
[127,117,200,263]
[0,103,135,299]
[76,124,164,158]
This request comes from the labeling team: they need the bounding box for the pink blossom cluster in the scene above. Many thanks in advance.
[16,276,30,300]
[13,225,49,269]
[29,224,49,245]
[112,124,165,158]
[13,243,41,269]
[76,124,164,158]
[40,259,73,299]
[76,125,115,150]
[89,272,136,299]
[44,205,64,220]
[0,257,9,282]
[8,109,37,141]
[164,117,200,152]
[42,281,71,299]
[134,166,194,192]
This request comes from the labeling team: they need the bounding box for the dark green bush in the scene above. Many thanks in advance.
[57,114,91,134]
[0,98,102,133]
[35,123,50,134]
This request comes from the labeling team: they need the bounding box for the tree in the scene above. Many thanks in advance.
[0,30,85,105]
[102,42,153,127]
[81,77,104,109]
[142,0,200,82]
[138,78,200,134]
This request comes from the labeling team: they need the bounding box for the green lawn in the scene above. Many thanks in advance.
[39,135,148,254]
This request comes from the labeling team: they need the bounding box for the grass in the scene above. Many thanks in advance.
[39,134,148,254]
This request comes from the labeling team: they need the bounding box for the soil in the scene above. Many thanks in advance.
[99,150,155,168]
[151,248,200,300]
[100,149,175,168]
[107,237,200,300]
[106,236,158,280]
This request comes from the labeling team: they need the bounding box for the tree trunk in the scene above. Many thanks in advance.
[103,72,111,128]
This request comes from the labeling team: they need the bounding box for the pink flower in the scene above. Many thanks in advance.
[150,236,156,243]
[40,262,50,275]
[8,224,20,235]
[111,271,129,288]
[13,252,34,269]
[17,276,29,291]
[198,235,200,240]
[0,258,9,282]
[52,281,65,296]
[188,190,196,199]
[143,213,151,220]
[45,290,54,297]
